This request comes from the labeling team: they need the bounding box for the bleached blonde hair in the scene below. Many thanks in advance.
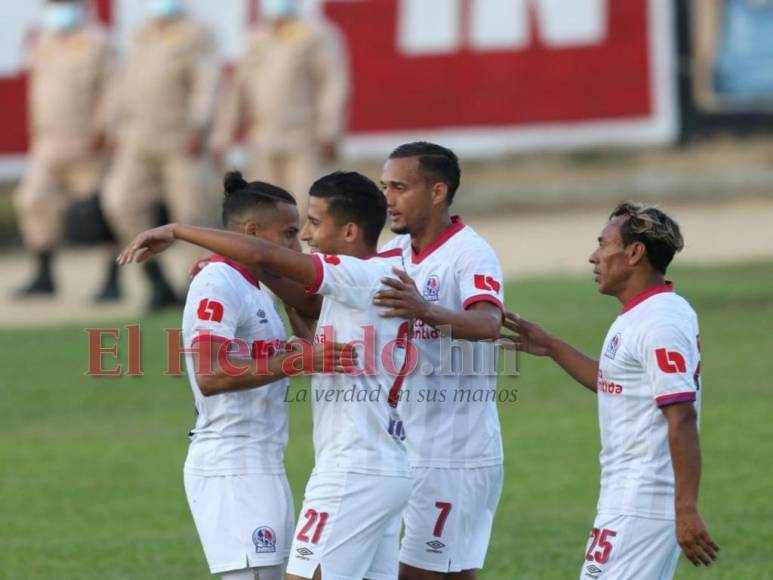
[610,202,684,273]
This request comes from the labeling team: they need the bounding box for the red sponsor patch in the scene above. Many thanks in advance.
[197,299,224,323]
[474,274,501,293]
[655,348,686,373]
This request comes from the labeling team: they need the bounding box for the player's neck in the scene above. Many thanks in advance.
[232,260,261,280]
[342,240,376,259]
[617,271,667,306]
[410,212,453,256]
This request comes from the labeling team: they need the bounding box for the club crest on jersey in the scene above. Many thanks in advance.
[252,526,276,553]
[256,308,268,323]
[604,333,622,360]
[423,275,440,301]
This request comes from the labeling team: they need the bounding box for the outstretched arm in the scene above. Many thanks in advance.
[661,402,719,567]
[500,312,599,392]
[420,301,501,341]
[373,268,501,340]
[260,271,323,319]
[117,223,317,288]
[195,339,353,396]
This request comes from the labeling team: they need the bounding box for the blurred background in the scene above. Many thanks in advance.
[1,0,773,321]
[1,1,772,578]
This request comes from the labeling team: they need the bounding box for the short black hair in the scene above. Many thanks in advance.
[610,202,684,274]
[309,171,386,246]
[221,171,296,227]
[389,141,461,205]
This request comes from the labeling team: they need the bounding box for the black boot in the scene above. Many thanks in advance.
[143,260,180,311]
[93,258,122,302]
[15,251,55,297]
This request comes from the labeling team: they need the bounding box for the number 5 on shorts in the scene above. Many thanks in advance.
[296,509,329,544]
[433,502,452,537]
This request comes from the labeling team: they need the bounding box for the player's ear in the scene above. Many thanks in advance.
[243,220,258,237]
[342,221,359,243]
[627,241,647,266]
[431,182,449,207]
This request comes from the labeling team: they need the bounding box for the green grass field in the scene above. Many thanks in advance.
[1,262,772,579]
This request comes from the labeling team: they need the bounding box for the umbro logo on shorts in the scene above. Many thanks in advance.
[584,563,603,577]
[296,547,314,559]
[425,540,445,553]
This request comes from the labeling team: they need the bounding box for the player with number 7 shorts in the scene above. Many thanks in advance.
[117,171,413,580]
[501,203,719,579]
[376,143,506,578]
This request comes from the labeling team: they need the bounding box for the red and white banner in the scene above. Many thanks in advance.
[0,0,676,178]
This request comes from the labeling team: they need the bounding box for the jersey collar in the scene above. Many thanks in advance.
[411,216,465,265]
[210,255,260,287]
[621,282,673,314]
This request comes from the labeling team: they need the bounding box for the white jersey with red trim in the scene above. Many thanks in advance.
[306,250,410,477]
[379,217,505,468]
[596,284,702,519]
[182,256,289,476]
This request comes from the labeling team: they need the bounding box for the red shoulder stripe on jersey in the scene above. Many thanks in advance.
[210,255,259,287]
[191,334,232,347]
[364,248,403,260]
[463,293,504,312]
[655,391,696,407]
[306,254,324,294]
[621,282,673,314]
[411,216,465,265]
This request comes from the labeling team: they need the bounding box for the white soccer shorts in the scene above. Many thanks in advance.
[286,470,412,580]
[399,465,504,573]
[184,472,294,574]
[579,513,681,579]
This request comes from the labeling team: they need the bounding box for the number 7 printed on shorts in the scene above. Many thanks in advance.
[433,502,452,537]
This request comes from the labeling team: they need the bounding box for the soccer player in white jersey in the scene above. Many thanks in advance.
[501,203,719,578]
[178,172,351,580]
[375,142,505,579]
[118,171,412,580]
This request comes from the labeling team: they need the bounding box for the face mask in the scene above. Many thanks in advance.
[42,3,84,32]
[260,0,297,21]
[147,0,183,19]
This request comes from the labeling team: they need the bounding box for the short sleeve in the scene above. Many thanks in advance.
[184,270,242,349]
[457,243,505,312]
[641,323,699,407]
[306,253,384,310]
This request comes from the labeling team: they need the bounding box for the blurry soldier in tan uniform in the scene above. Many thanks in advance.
[13,0,111,297]
[213,0,349,217]
[103,0,218,309]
